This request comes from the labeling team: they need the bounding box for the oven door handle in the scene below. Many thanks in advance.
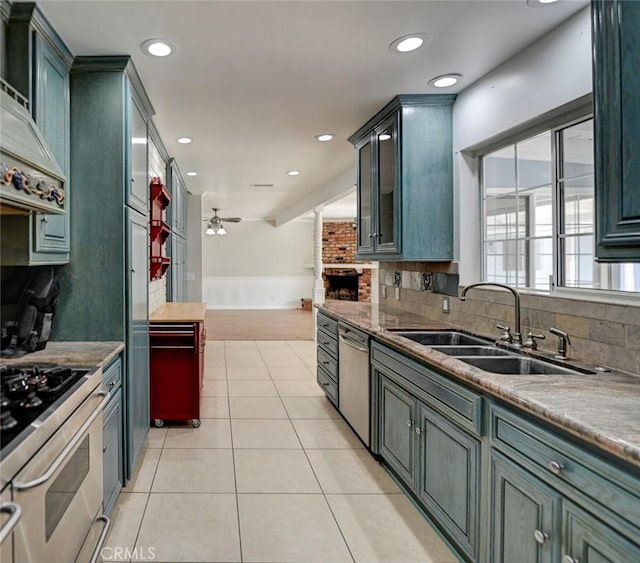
[13,391,110,491]
[88,515,111,563]
[0,502,22,544]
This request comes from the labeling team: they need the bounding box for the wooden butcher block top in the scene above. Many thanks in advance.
[150,302,207,323]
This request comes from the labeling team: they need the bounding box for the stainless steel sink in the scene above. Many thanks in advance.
[391,331,490,346]
[430,345,513,357]
[459,356,583,375]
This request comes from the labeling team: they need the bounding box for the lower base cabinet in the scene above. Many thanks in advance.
[102,356,124,516]
[103,387,123,515]
[373,351,481,561]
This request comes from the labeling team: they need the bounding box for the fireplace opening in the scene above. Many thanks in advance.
[325,274,359,301]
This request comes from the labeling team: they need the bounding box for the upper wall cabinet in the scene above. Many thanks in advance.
[349,95,455,261]
[592,0,640,262]
[167,158,188,239]
[2,3,72,265]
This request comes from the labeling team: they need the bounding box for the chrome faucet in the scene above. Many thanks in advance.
[549,327,571,359]
[460,282,523,347]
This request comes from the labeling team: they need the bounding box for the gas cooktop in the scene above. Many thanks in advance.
[0,365,89,454]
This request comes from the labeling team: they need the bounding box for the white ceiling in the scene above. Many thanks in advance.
[36,0,588,222]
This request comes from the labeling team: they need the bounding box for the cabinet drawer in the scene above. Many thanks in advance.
[102,356,122,394]
[317,327,338,358]
[317,312,338,334]
[317,366,338,406]
[317,347,338,382]
[490,403,640,529]
[371,342,482,436]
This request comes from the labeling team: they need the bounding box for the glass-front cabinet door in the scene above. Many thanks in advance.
[375,114,399,254]
[357,137,374,254]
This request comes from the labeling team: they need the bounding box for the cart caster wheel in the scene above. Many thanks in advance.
[153,419,164,428]
[191,419,201,428]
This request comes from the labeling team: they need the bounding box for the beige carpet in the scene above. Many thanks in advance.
[205,309,314,340]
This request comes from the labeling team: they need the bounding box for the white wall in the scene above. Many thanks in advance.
[203,219,314,308]
[454,6,592,284]
[186,193,203,302]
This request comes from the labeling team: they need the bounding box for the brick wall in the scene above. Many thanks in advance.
[322,221,371,302]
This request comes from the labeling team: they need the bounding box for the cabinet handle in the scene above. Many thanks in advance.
[368,233,375,238]
[549,460,564,475]
[377,233,383,239]
[108,381,116,390]
[415,427,422,435]
[562,556,578,563]
[103,445,107,453]
[41,216,48,223]
[533,530,548,544]
[406,420,413,428]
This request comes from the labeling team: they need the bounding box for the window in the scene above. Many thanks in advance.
[482,117,640,293]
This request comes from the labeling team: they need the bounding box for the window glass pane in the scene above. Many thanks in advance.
[484,196,525,240]
[563,234,594,288]
[521,185,553,237]
[562,177,594,235]
[561,120,594,179]
[517,132,551,188]
[529,237,553,290]
[484,145,515,196]
[358,142,372,247]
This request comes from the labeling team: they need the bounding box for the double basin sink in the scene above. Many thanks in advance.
[391,330,590,376]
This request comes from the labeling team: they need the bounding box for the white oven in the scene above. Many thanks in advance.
[10,386,110,563]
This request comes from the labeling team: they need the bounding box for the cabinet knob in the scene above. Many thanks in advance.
[406,420,413,428]
[41,216,48,223]
[533,530,548,544]
[415,426,422,435]
[549,460,564,475]
[562,556,578,563]
[368,233,376,238]
[103,446,107,453]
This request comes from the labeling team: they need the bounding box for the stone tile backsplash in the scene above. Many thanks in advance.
[379,263,640,375]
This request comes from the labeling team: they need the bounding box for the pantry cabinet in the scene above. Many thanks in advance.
[592,0,640,261]
[102,355,124,516]
[54,56,153,480]
[348,95,455,261]
[2,3,72,264]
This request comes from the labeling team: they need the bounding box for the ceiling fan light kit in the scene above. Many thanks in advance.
[204,207,241,236]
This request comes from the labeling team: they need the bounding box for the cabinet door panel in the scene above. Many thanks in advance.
[128,96,149,214]
[564,501,640,563]
[593,0,640,261]
[417,405,480,559]
[33,35,70,255]
[357,139,374,254]
[490,451,561,563]
[103,388,123,515]
[375,114,399,253]
[127,208,149,477]
[378,374,415,487]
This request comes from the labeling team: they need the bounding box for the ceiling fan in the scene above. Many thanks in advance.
[203,208,242,236]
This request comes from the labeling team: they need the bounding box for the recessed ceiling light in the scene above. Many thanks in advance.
[287,170,300,176]
[131,137,147,145]
[177,137,192,144]
[389,33,431,54]
[141,39,175,57]
[428,74,462,88]
[186,171,197,177]
[527,0,558,6]
[315,134,334,142]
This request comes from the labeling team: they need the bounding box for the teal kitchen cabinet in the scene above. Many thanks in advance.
[489,403,640,563]
[371,341,482,560]
[316,312,339,406]
[167,158,188,301]
[592,0,640,261]
[490,451,561,563]
[2,3,72,264]
[348,95,455,261]
[54,56,153,480]
[102,355,124,516]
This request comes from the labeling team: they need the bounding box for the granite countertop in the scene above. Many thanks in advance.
[150,302,207,323]
[0,341,124,370]
[318,300,640,469]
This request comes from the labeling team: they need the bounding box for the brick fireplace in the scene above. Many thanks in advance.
[322,221,371,302]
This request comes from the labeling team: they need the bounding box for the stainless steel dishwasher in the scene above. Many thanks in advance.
[338,323,370,446]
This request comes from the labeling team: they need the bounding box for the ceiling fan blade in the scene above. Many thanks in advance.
[221,217,242,223]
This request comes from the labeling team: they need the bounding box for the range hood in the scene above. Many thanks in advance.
[1,81,67,215]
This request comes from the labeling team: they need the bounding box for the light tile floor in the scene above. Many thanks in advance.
[101,340,459,563]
